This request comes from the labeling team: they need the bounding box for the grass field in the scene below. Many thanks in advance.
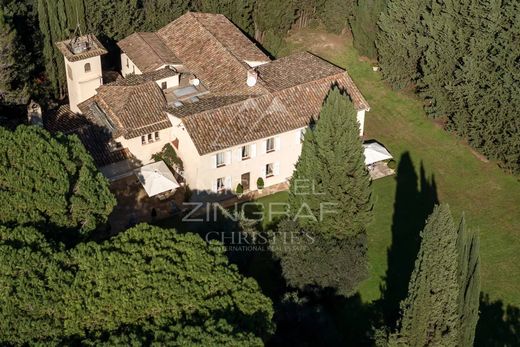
[258,30,520,309]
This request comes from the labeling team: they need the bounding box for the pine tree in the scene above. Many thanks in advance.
[288,86,373,239]
[0,224,274,345]
[389,204,480,346]
[376,0,428,89]
[0,126,116,238]
[389,204,460,346]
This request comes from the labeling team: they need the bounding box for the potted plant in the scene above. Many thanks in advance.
[256,177,264,192]
[236,183,244,197]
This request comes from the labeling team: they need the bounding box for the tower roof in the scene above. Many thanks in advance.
[56,34,108,62]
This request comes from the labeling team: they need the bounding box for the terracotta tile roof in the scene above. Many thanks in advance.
[107,67,178,86]
[256,52,369,111]
[56,35,107,62]
[117,32,180,73]
[181,73,364,155]
[157,12,269,95]
[188,12,270,63]
[93,81,171,139]
[44,105,132,166]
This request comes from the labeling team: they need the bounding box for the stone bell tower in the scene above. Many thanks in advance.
[56,30,107,113]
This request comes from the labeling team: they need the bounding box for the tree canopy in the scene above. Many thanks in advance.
[0,125,116,237]
[0,224,274,345]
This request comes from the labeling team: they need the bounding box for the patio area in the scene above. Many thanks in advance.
[368,161,395,180]
[107,175,186,234]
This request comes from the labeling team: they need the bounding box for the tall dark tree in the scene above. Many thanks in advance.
[0,224,274,345]
[456,216,481,346]
[389,204,480,346]
[376,0,428,89]
[288,86,373,239]
[275,87,372,296]
[198,0,255,35]
[0,6,29,105]
[389,204,460,345]
[350,0,386,59]
[0,126,115,237]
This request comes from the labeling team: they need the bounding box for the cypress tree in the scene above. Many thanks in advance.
[350,0,386,59]
[389,205,481,346]
[456,216,481,346]
[0,8,17,104]
[288,86,373,239]
[376,0,428,89]
[390,204,460,346]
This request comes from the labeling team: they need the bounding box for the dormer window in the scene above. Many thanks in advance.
[84,63,91,73]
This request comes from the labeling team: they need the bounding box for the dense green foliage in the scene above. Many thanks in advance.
[388,205,480,346]
[274,87,371,296]
[0,5,29,105]
[0,126,115,237]
[288,87,372,238]
[377,0,520,172]
[272,220,368,296]
[0,224,274,345]
[376,0,426,88]
[151,143,184,172]
[350,0,386,59]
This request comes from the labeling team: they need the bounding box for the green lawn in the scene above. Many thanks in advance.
[257,30,520,308]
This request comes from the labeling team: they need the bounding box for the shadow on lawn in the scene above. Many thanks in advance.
[475,293,520,347]
[377,152,438,329]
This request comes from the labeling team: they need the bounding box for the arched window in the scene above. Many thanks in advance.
[84,63,91,73]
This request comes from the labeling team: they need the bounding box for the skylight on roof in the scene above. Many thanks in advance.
[173,101,183,108]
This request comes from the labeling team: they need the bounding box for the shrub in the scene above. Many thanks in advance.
[256,177,265,189]
[236,183,244,194]
[151,144,183,172]
[387,159,397,170]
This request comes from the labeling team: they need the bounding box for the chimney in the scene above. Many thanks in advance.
[247,69,258,87]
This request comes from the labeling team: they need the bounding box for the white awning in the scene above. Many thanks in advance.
[363,141,393,165]
[134,161,179,197]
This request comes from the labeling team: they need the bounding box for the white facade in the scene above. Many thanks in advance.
[64,55,103,113]
[118,108,366,193]
[121,53,143,77]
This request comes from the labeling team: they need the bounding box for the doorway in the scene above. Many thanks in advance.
[241,172,250,191]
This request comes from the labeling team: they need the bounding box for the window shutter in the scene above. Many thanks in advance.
[258,140,266,155]
[212,180,217,192]
[235,148,242,162]
[275,137,281,151]
[225,150,232,164]
[259,165,265,178]
[212,154,217,169]
[251,143,257,157]
[274,162,280,176]
[296,129,301,143]
[225,176,232,189]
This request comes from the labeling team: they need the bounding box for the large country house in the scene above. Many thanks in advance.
[47,12,369,194]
